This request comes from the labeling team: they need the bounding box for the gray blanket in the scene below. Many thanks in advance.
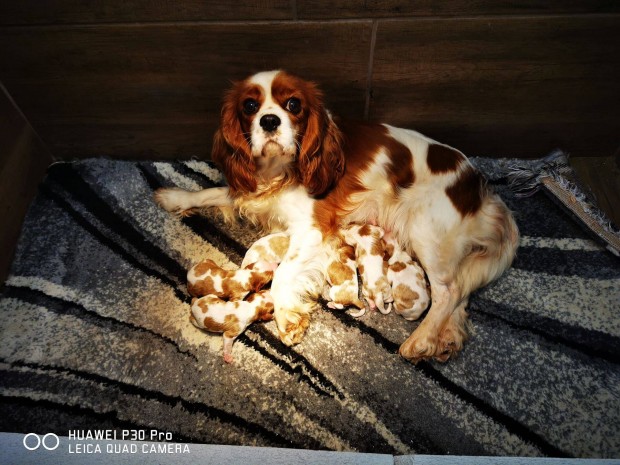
[1,158,619,458]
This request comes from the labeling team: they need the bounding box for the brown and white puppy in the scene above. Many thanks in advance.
[190,290,274,363]
[156,70,519,363]
[343,224,393,315]
[383,233,430,321]
[322,241,365,315]
[241,232,290,269]
[187,259,275,300]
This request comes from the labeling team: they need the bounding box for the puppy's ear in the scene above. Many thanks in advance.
[211,84,257,194]
[297,89,345,197]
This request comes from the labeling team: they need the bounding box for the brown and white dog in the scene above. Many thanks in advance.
[190,290,274,363]
[156,70,519,363]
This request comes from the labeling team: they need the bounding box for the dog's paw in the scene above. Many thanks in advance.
[153,188,196,218]
[399,325,438,364]
[275,307,311,346]
[434,310,470,362]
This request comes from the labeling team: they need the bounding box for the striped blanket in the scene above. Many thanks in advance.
[1,158,618,458]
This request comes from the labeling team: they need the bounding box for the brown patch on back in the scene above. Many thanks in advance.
[446,165,485,217]
[370,238,384,256]
[269,235,290,258]
[327,260,355,285]
[222,278,248,300]
[390,261,407,273]
[203,314,241,337]
[385,137,415,189]
[358,224,372,237]
[192,259,220,277]
[393,284,419,311]
[427,143,466,174]
[188,275,217,297]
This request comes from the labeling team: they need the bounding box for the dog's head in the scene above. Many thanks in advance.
[212,70,344,197]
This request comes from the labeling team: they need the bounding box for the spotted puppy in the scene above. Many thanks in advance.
[241,232,290,269]
[322,241,365,315]
[383,233,430,321]
[343,224,393,315]
[190,290,274,363]
[187,259,275,300]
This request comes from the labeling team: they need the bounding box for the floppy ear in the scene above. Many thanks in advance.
[211,86,257,194]
[297,93,345,198]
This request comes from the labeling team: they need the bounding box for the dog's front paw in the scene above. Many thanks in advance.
[275,306,311,346]
[399,324,438,364]
[154,187,197,218]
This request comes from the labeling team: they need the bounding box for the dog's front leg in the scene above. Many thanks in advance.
[154,186,233,217]
[271,228,328,346]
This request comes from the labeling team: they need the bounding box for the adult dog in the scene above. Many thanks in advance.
[155,70,519,363]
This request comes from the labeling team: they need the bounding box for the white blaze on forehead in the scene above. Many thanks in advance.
[248,69,281,95]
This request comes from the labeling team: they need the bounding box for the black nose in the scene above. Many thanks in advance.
[259,114,281,132]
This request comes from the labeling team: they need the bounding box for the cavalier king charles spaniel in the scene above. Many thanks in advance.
[155,70,519,363]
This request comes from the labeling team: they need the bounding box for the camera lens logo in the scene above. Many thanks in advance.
[23,433,60,451]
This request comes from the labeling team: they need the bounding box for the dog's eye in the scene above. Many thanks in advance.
[243,99,259,115]
[285,97,301,115]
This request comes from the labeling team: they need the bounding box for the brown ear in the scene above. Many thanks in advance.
[211,86,257,194]
[298,106,345,198]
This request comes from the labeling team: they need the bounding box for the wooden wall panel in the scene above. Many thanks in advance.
[0,0,293,25]
[298,0,620,19]
[0,83,54,284]
[0,22,372,159]
[369,16,620,158]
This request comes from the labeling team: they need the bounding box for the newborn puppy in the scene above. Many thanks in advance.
[189,290,274,363]
[383,233,430,321]
[343,224,393,314]
[187,259,275,300]
[241,232,290,269]
[323,242,365,316]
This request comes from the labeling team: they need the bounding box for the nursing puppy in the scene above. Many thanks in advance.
[241,232,290,269]
[323,241,365,316]
[343,224,392,314]
[187,259,275,300]
[384,233,430,321]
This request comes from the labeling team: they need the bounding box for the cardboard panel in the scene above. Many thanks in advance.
[0,83,54,284]
[0,21,372,159]
[369,16,620,157]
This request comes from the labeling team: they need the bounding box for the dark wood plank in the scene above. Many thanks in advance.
[0,21,372,159]
[0,0,293,25]
[0,83,54,284]
[298,0,620,19]
[369,16,620,158]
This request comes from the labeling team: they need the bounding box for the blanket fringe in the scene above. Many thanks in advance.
[506,150,620,257]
